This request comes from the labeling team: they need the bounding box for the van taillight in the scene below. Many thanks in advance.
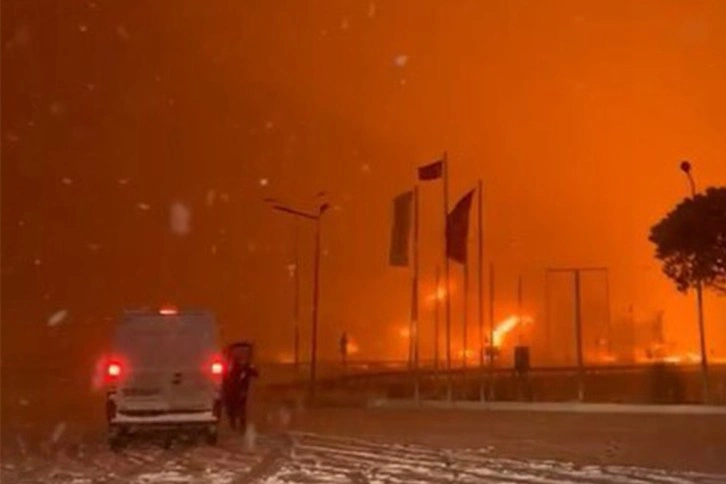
[107,362,122,377]
[211,362,224,375]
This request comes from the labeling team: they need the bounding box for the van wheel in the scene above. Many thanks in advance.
[108,430,126,452]
[205,428,218,446]
[162,435,173,450]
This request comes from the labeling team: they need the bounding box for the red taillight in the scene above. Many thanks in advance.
[107,362,122,377]
[211,362,224,375]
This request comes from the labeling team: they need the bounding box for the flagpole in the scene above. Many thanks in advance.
[413,185,421,402]
[477,180,484,400]
[293,221,301,376]
[462,262,469,368]
[434,266,441,371]
[488,262,495,401]
[443,151,453,401]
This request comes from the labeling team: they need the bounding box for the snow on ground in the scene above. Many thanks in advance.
[2,432,724,484]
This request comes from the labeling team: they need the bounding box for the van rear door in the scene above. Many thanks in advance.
[167,313,220,411]
[114,318,174,412]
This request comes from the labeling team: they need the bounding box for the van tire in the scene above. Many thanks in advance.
[205,428,218,446]
[108,425,127,452]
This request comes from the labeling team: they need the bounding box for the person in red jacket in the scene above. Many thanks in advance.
[222,342,259,431]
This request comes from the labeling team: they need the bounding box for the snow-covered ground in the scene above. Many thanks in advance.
[3,431,725,484]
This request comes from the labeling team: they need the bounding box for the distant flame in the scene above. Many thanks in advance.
[492,315,532,347]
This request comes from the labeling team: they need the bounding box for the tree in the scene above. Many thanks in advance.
[649,187,726,294]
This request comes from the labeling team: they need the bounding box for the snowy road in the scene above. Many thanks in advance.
[3,431,725,484]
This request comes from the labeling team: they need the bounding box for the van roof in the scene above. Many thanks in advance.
[121,308,215,317]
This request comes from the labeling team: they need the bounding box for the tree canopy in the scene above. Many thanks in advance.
[649,187,726,294]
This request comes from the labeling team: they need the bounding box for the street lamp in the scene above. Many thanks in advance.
[679,160,709,403]
[267,199,330,400]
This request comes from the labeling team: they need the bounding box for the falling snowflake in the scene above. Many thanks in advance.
[61,177,73,185]
[211,245,218,255]
[19,399,30,407]
[78,24,88,33]
[169,202,191,236]
[368,2,376,18]
[18,220,25,227]
[264,120,274,130]
[9,24,32,48]
[50,101,66,116]
[340,17,350,30]
[34,258,42,266]
[320,29,328,37]
[244,423,257,451]
[27,120,36,127]
[220,192,230,202]
[399,78,407,86]
[206,189,217,207]
[48,310,68,327]
[51,422,67,444]
[247,241,257,253]
[394,54,409,67]
[360,163,371,173]
[4,132,19,142]
[137,202,151,211]
[87,243,100,252]
[287,263,297,279]
[117,178,129,185]
[115,25,130,40]
[259,178,269,187]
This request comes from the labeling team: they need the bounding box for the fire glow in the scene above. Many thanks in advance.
[492,315,533,347]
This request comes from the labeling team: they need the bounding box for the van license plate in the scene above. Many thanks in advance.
[124,388,161,397]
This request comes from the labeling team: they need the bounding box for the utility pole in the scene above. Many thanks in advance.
[293,222,301,374]
[268,201,329,401]
[546,266,609,402]
[680,160,709,403]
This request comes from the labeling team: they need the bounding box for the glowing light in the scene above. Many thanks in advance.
[159,306,178,316]
[107,363,121,377]
[398,327,411,338]
[347,341,360,354]
[211,362,224,375]
[457,348,476,359]
[492,315,533,347]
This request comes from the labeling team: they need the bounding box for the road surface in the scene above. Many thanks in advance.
[3,404,726,483]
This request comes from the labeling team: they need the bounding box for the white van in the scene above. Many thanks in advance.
[103,307,224,448]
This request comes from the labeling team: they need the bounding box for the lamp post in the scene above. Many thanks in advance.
[679,160,709,403]
[268,200,329,400]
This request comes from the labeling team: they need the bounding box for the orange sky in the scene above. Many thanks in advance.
[2,0,725,364]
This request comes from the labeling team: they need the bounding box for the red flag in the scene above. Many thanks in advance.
[418,160,443,181]
[446,189,475,264]
[389,190,414,266]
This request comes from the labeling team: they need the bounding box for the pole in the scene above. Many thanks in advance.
[696,281,709,403]
[293,222,301,374]
[477,180,485,400]
[442,151,453,401]
[434,266,440,370]
[604,269,612,356]
[574,270,585,402]
[462,262,469,368]
[517,274,523,344]
[487,262,495,401]
[477,180,484,368]
[413,185,421,401]
[545,270,552,365]
[681,163,709,404]
[310,215,322,400]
